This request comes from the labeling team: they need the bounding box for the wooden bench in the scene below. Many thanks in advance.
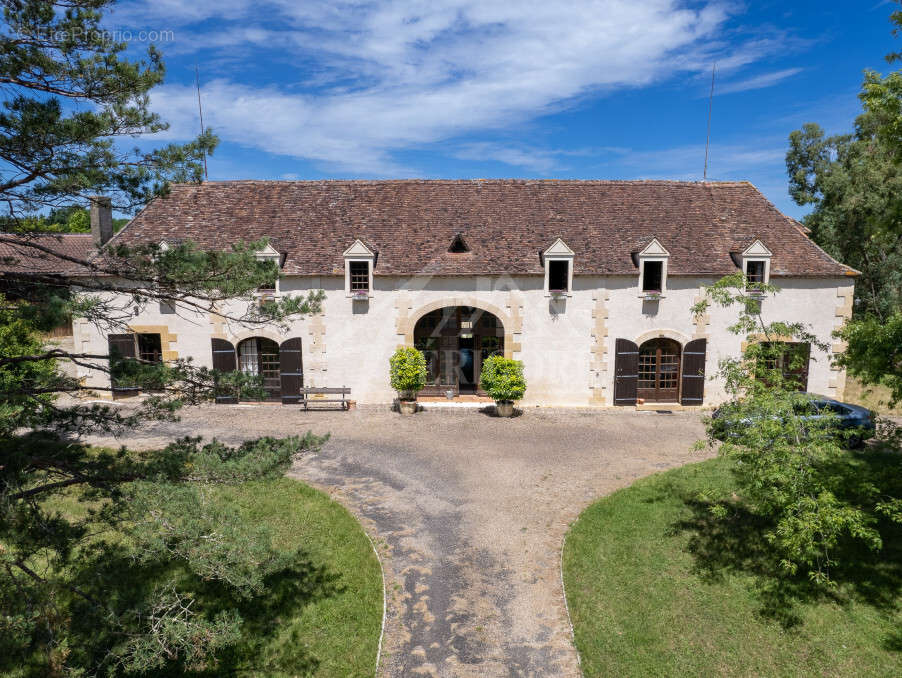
[299,386,351,411]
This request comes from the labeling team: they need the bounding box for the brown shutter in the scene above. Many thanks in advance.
[680,338,707,406]
[108,334,138,397]
[613,339,639,406]
[211,338,238,404]
[279,337,304,405]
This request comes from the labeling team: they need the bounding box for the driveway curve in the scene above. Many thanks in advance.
[85,404,707,677]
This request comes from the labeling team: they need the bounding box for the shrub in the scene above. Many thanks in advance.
[480,355,526,402]
[389,347,427,400]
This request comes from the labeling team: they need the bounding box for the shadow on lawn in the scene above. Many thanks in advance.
[669,445,902,633]
[57,546,343,677]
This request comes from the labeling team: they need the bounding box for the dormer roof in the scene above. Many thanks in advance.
[343,239,375,258]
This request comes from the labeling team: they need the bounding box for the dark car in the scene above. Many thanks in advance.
[711,395,876,447]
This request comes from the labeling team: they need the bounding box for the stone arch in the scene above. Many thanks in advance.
[634,328,691,347]
[403,298,515,359]
[227,327,284,346]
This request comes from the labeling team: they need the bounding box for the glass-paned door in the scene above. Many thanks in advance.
[237,337,281,399]
[637,339,681,402]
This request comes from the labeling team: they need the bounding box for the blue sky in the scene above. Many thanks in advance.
[108,1,901,219]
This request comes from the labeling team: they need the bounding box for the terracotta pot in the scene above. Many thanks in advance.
[495,400,515,417]
[399,400,418,415]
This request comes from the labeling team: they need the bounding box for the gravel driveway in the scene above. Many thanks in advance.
[84,403,708,677]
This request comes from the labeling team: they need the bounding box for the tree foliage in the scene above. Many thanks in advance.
[479,355,526,402]
[786,5,902,319]
[695,274,902,587]
[787,2,902,406]
[0,2,328,673]
[389,346,427,398]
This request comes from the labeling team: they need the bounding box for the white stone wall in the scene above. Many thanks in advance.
[73,274,854,406]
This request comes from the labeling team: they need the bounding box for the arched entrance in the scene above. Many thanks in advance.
[638,338,681,402]
[413,306,505,396]
[237,337,281,399]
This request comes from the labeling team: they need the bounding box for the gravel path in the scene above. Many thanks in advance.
[84,403,708,677]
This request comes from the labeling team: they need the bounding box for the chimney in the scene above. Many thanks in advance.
[89,196,113,246]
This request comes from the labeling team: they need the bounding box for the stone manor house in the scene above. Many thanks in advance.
[2,180,857,407]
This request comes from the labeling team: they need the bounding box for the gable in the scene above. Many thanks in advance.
[343,239,375,258]
[742,239,772,257]
[638,238,670,257]
[543,238,574,257]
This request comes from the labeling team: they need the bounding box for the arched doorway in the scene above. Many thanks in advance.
[237,337,281,399]
[413,306,505,396]
[638,338,681,402]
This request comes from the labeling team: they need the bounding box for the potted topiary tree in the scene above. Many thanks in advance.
[480,355,527,417]
[390,346,428,415]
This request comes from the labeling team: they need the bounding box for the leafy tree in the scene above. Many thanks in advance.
[786,6,902,319]
[694,274,902,588]
[0,1,326,673]
[787,3,902,406]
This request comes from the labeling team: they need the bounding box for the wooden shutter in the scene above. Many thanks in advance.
[680,338,707,406]
[211,338,238,404]
[279,337,304,405]
[613,339,639,406]
[108,334,138,398]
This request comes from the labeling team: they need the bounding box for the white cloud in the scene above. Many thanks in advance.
[121,0,796,173]
[716,67,803,95]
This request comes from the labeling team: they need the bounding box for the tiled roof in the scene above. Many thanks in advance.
[112,180,855,277]
[0,233,95,275]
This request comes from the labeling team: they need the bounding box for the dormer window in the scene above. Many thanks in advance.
[636,238,670,298]
[343,239,375,299]
[542,238,575,297]
[745,260,765,284]
[740,239,772,288]
[255,243,281,295]
[641,261,663,292]
[349,261,369,291]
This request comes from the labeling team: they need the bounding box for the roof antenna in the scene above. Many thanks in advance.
[703,63,716,182]
[195,63,208,180]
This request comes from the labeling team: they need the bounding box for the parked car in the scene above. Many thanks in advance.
[711,394,876,448]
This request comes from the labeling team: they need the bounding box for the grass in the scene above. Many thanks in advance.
[563,456,902,678]
[31,472,383,678]
[844,377,902,416]
[203,478,383,677]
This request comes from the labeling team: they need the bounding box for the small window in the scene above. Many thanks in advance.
[257,278,277,292]
[137,333,163,364]
[159,300,176,314]
[349,261,370,291]
[642,261,663,292]
[746,260,766,284]
[548,260,569,292]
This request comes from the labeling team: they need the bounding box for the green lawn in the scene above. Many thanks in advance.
[563,456,902,678]
[204,478,383,677]
[33,474,383,678]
